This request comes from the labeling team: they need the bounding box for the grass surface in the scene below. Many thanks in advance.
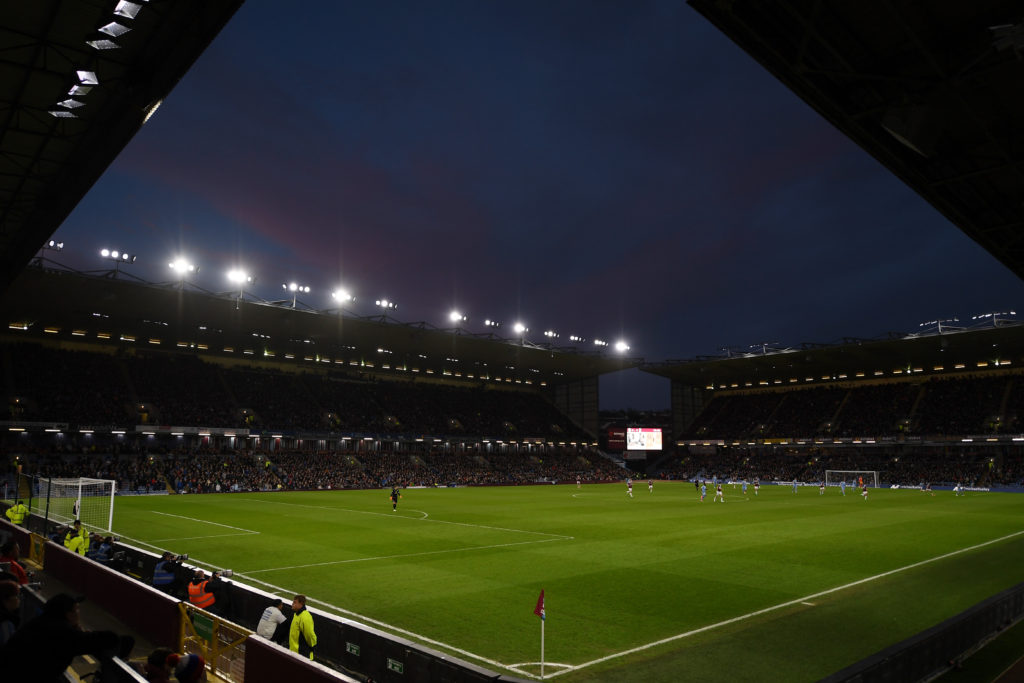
[108,482,1024,681]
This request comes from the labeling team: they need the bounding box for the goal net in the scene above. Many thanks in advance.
[825,470,879,488]
[34,477,116,532]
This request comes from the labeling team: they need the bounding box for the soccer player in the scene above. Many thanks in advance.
[648,479,654,493]
[792,480,798,494]
[576,476,581,489]
[819,481,825,496]
[714,483,724,503]
[742,481,748,496]
[626,478,633,498]
[754,478,760,496]
[861,484,868,500]
[700,482,707,502]
[390,486,401,511]
[840,480,846,496]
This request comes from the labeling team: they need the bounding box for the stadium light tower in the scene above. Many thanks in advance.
[100,247,136,275]
[614,340,630,353]
[227,269,255,309]
[449,310,467,325]
[332,288,353,305]
[376,298,397,311]
[283,282,311,308]
[169,258,198,289]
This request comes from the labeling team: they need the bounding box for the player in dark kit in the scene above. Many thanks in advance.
[390,487,401,511]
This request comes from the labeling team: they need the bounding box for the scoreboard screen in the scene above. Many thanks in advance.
[626,427,662,451]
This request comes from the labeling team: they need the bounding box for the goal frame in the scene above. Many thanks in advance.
[33,476,116,532]
[825,470,879,488]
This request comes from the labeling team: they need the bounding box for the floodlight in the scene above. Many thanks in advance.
[544,330,558,338]
[513,322,527,335]
[614,340,630,353]
[227,269,253,284]
[283,282,311,308]
[449,311,466,323]
[101,247,136,272]
[594,339,608,347]
[332,289,353,303]
[376,299,397,310]
[484,319,500,327]
[569,335,584,343]
[44,240,63,251]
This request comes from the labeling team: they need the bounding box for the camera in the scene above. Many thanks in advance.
[215,569,233,578]
[177,553,188,562]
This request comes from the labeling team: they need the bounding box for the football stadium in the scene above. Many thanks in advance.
[3,2,1024,683]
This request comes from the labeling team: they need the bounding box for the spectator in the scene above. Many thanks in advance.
[0,593,131,682]
[0,539,29,586]
[168,652,207,682]
[289,594,317,660]
[0,580,19,645]
[256,596,288,645]
[137,646,175,682]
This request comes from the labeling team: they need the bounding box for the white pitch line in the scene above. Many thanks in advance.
[544,528,1024,678]
[801,601,815,606]
[152,510,259,534]
[153,532,258,542]
[245,537,568,574]
[234,496,572,540]
[225,570,527,676]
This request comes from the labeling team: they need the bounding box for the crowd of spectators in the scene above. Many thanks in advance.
[658,446,1021,487]
[682,373,1024,439]
[4,444,628,494]
[3,343,584,440]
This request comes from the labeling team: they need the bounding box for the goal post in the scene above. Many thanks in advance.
[825,470,879,488]
[33,476,116,532]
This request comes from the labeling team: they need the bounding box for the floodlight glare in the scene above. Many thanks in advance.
[513,322,527,334]
[484,319,500,327]
[227,269,253,284]
[544,330,558,338]
[169,259,197,274]
[614,340,630,352]
[594,339,608,347]
[331,289,353,303]
[376,299,397,310]
[449,310,466,323]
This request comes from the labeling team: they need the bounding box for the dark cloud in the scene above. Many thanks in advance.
[56,0,1024,409]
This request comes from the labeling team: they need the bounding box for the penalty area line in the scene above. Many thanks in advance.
[152,510,259,534]
[544,528,1024,678]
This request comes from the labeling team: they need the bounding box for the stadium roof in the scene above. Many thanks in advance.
[688,0,1024,281]
[644,322,1024,388]
[1,264,639,387]
[0,0,244,292]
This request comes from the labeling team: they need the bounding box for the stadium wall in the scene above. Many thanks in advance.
[822,580,1024,683]
[7,509,530,683]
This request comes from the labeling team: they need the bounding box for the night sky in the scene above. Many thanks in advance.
[51,0,1024,409]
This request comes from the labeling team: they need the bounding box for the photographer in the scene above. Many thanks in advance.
[152,551,185,595]
[188,570,230,616]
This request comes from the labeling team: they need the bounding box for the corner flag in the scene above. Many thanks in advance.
[533,589,545,620]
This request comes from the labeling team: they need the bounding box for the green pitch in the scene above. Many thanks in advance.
[110,483,1024,681]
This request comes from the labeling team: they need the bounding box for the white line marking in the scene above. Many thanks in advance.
[234,496,571,539]
[152,510,259,534]
[801,601,815,606]
[225,571,527,676]
[153,532,258,542]
[245,537,568,574]
[544,529,1024,678]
